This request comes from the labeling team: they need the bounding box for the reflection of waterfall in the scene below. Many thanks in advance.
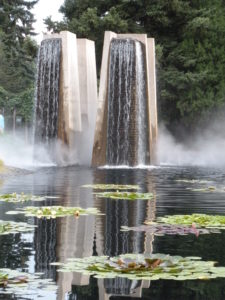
[104,277,141,295]
[103,199,147,296]
[35,218,57,279]
[106,38,149,166]
[104,200,145,256]
[34,38,61,144]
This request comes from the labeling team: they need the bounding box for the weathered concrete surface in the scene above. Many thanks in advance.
[43,31,81,147]
[92,31,158,166]
[147,38,158,163]
[77,39,97,125]
[42,31,97,164]
[76,39,98,164]
[92,31,117,166]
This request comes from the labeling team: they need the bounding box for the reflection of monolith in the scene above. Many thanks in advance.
[93,169,156,299]
[34,31,97,164]
[92,31,157,166]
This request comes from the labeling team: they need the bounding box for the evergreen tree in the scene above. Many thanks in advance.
[45,0,225,133]
[0,0,38,48]
[0,0,38,126]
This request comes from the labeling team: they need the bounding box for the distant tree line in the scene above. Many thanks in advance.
[1,0,225,137]
[45,0,225,136]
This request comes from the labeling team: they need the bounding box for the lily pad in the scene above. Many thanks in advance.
[0,268,57,295]
[175,179,209,184]
[121,223,212,236]
[154,214,225,229]
[82,184,139,190]
[187,187,217,192]
[52,253,225,281]
[94,192,154,200]
[0,193,45,203]
[0,220,36,235]
[6,205,101,219]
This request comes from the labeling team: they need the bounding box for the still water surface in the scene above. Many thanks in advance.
[1,166,225,299]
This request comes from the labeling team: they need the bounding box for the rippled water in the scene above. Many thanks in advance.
[1,165,225,299]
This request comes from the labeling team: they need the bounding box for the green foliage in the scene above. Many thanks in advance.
[0,1,38,126]
[94,191,154,200]
[0,0,38,49]
[46,0,225,131]
[52,253,225,281]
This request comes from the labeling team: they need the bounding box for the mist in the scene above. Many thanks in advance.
[2,118,225,170]
[0,129,92,169]
[0,133,56,169]
[157,121,225,167]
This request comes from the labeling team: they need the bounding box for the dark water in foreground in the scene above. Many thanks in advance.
[1,165,225,300]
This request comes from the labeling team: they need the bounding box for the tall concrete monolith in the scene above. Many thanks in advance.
[92,31,158,166]
[34,31,97,165]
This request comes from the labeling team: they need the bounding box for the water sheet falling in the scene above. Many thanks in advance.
[106,38,149,166]
[34,38,62,145]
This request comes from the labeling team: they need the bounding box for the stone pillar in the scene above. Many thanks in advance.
[43,31,81,147]
[92,31,158,166]
[42,31,98,165]
[147,38,158,163]
[77,39,98,164]
[92,31,117,166]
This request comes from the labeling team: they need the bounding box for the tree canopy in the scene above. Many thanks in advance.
[0,0,38,125]
[45,0,225,134]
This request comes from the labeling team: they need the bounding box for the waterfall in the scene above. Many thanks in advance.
[136,41,148,165]
[34,38,61,144]
[106,38,149,166]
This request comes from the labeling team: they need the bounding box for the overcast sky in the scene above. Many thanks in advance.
[32,0,64,43]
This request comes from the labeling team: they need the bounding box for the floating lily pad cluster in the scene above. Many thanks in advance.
[6,206,101,219]
[121,223,212,236]
[0,268,57,295]
[176,179,209,184]
[155,214,225,229]
[176,179,225,193]
[0,220,36,235]
[84,183,154,200]
[52,253,225,281]
[0,192,45,203]
[82,184,139,190]
[94,191,154,200]
[187,187,219,192]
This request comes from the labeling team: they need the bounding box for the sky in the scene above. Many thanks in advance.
[32,0,64,43]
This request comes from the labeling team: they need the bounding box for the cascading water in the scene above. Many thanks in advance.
[106,38,149,166]
[34,38,61,144]
[136,41,148,165]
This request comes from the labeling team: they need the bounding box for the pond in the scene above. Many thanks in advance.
[0,165,225,299]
